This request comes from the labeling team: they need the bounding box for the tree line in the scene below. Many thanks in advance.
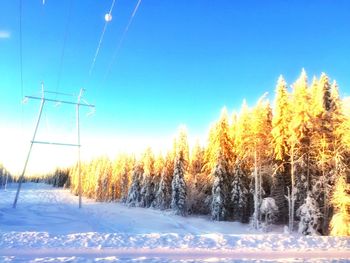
[0,163,13,189]
[46,70,350,236]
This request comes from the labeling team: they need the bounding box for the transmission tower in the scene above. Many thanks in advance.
[13,82,95,209]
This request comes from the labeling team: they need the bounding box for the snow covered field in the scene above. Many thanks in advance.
[0,183,349,262]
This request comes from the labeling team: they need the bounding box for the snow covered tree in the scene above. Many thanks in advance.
[291,69,311,208]
[171,126,189,216]
[154,150,175,210]
[250,95,273,229]
[171,156,187,215]
[187,140,209,214]
[309,74,346,234]
[120,155,134,202]
[287,69,311,231]
[271,75,291,223]
[211,151,231,220]
[231,161,249,222]
[126,163,144,207]
[330,175,350,236]
[140,147,156,208]
[260,197,278,231]
[189,140,205,176]
[152,153,165,203]
[234,100,251,164]
[297,193,322,235]
[210,108,235,221]
[96,157,112,202]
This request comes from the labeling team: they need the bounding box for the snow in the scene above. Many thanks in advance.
[0,183,349,262]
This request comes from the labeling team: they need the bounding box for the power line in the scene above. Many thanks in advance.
[19,0,24,140]
[88,0,117,77]
[56,0,73,94]
[103,0,142,82]
[19,0,23,101]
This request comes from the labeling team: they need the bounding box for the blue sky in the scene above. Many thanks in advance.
[1,0,350,173]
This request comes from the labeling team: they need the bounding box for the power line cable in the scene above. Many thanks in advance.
[56,0,73,94]
[103,0,142,82]
[88,0,117,77]
[19,0,24,136]
[19,0,23,101]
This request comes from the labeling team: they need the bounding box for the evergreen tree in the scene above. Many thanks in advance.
[330,175,350,236]
[187,140,208,214]
[171,126,189,216]
[297,193,322,235]
[271,75,291,223]
[288,69,311,231]
[126,163,144,207]
[310,74,344,234]
[260,197,278,231]
[140,148,155,208]
[211,152,230,220]
[154,151,174,209]
[152,153,165,204]
[210,108,235,221]
[231,161,249,222]
[250,95,273,229]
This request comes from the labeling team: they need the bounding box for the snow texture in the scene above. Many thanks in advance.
[0,183,349,262]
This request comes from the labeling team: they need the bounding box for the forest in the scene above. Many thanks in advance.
[43,70,350,236]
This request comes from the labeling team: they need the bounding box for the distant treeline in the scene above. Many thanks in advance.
[0,163,14,188]
[45,70,350,236]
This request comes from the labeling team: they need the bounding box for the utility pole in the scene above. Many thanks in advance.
[13,83,46,208]
[13,83,94,209]
[77,88,83,208]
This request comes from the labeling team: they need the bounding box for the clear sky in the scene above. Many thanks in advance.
[1,0,350,174]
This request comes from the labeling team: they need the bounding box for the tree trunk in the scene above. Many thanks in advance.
[253,149,260,229]
[290,143,295,232]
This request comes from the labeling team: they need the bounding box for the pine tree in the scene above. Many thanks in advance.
[152,153,165,205]
[330,175,350,236]
[140,147,155,208]
[288,69,311,231]
[171,126,189,216]
[297,193,322,235]
[154,149,174,209]
[189,140,205,176]
[211,152,230,220]
[126,163,144,207]
[231,161,249,222]
[187,140,208,214]
[260,197,278,231]
[310,74,344,234]
[271,75,291,223]
[171,155,187,216]
[210,108,235,221]
[154,144,176,210]
[250,95,273,229]
[120,155,134,202]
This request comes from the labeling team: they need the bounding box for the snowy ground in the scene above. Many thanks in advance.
[0,183,349,262]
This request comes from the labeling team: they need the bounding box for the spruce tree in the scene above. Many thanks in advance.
[231,161,249,222]
[171,126,189,216]
[126,163,144,207]
[288,69,311,231]
[250,95,273,229]
[330,175,350,236]
[210,108,234,221]
[271,75,291,223]
[211,151,230,220]
[187,140,208,214]
[297,193,322,235]
[310,74,344,234]
[154,151,174,210]
[140,148,155,208]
